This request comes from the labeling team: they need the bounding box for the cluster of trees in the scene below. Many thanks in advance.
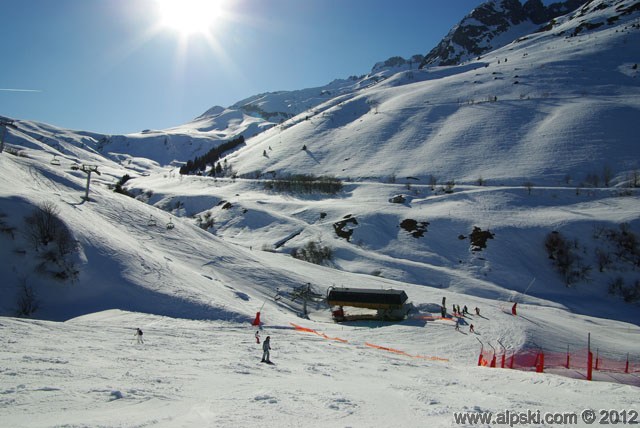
[179,136,245,175]
[24,202,77,269]
[113,174,132,196]
[545,224,639,292]
[7,202,80,317]
[291,241,333,266]
[264,174,343,194]
[544,231,590,286]
[609,277,640,303]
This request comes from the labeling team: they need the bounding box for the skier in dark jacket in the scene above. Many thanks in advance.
[261,336,271,363]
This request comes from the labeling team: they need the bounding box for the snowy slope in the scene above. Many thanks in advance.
[228,0,640,186]
[0,307,638,428]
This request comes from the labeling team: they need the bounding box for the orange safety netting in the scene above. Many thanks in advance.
[290,323,448,362]
[364,342,449,362]
[290,323,348,343]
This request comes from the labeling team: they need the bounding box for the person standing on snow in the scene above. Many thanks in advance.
[261,336,271,363]
[135,328,144,344]
[255,330,261,344]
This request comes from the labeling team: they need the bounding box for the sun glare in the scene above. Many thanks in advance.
[157,0,223,36]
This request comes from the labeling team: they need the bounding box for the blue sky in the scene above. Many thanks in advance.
[1,0,487,134]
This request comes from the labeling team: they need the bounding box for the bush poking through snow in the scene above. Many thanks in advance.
[15,276,39,318]
[264,174,343,194]
[608,277,640,302]
[24,202,79,282]
[0,212,16,239]
[469,227,494,251]
[544,231,590,286]
[400,219,429,238]
[333,215,357,241]
[291,241,333,265]
[113,174,133,197]
[196,212,215,231]
[24,202,72,252]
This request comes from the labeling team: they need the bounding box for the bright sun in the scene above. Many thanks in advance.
[156,0,223,36]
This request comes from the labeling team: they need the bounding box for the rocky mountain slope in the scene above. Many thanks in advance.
[419,0,585,67]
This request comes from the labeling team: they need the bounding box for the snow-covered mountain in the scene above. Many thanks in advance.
[1,1,639,425]
[419,0,585,67]
[224,0,640,187]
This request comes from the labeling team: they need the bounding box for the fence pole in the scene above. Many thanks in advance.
[625,353,629,374]
[489,343,496,368]
[595,348,600,371]
[498,340,506,369]
[476,337,484,366]
[536,352,545,373]
[587,333,592,381]
[509,352,514,369]
[566,345,570,369]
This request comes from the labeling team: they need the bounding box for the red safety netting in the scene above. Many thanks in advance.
[479,347,639,379]
[541,348,637,373]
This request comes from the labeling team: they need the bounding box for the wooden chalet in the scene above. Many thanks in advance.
[327,287,410,321]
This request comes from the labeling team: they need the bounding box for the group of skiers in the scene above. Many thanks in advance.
[451,304,480,317]
[442,297,480,334]
[134,326,274,364]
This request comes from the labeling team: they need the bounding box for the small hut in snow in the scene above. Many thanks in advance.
[327,287,410,322]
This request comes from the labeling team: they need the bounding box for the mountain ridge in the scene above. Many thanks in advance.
[419,0,585,67]
[2,0,638,189]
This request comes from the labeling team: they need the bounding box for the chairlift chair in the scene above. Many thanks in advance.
[147,215,157,227]
[166,219,175,230]
[50,155,61,166]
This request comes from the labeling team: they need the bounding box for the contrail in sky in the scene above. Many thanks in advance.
[0,88,42,92]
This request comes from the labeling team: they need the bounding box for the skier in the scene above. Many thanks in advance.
[475,307,480,316]
[455,318,461,331]
[469,324,475,334]
[135,328,144,344]
[463,305,468,315]
[255,330,261,344]
[261,336,271,363]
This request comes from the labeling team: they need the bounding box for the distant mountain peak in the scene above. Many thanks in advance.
[196,105,225,120]
[419,0,584,67]
[371,55,425,73]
